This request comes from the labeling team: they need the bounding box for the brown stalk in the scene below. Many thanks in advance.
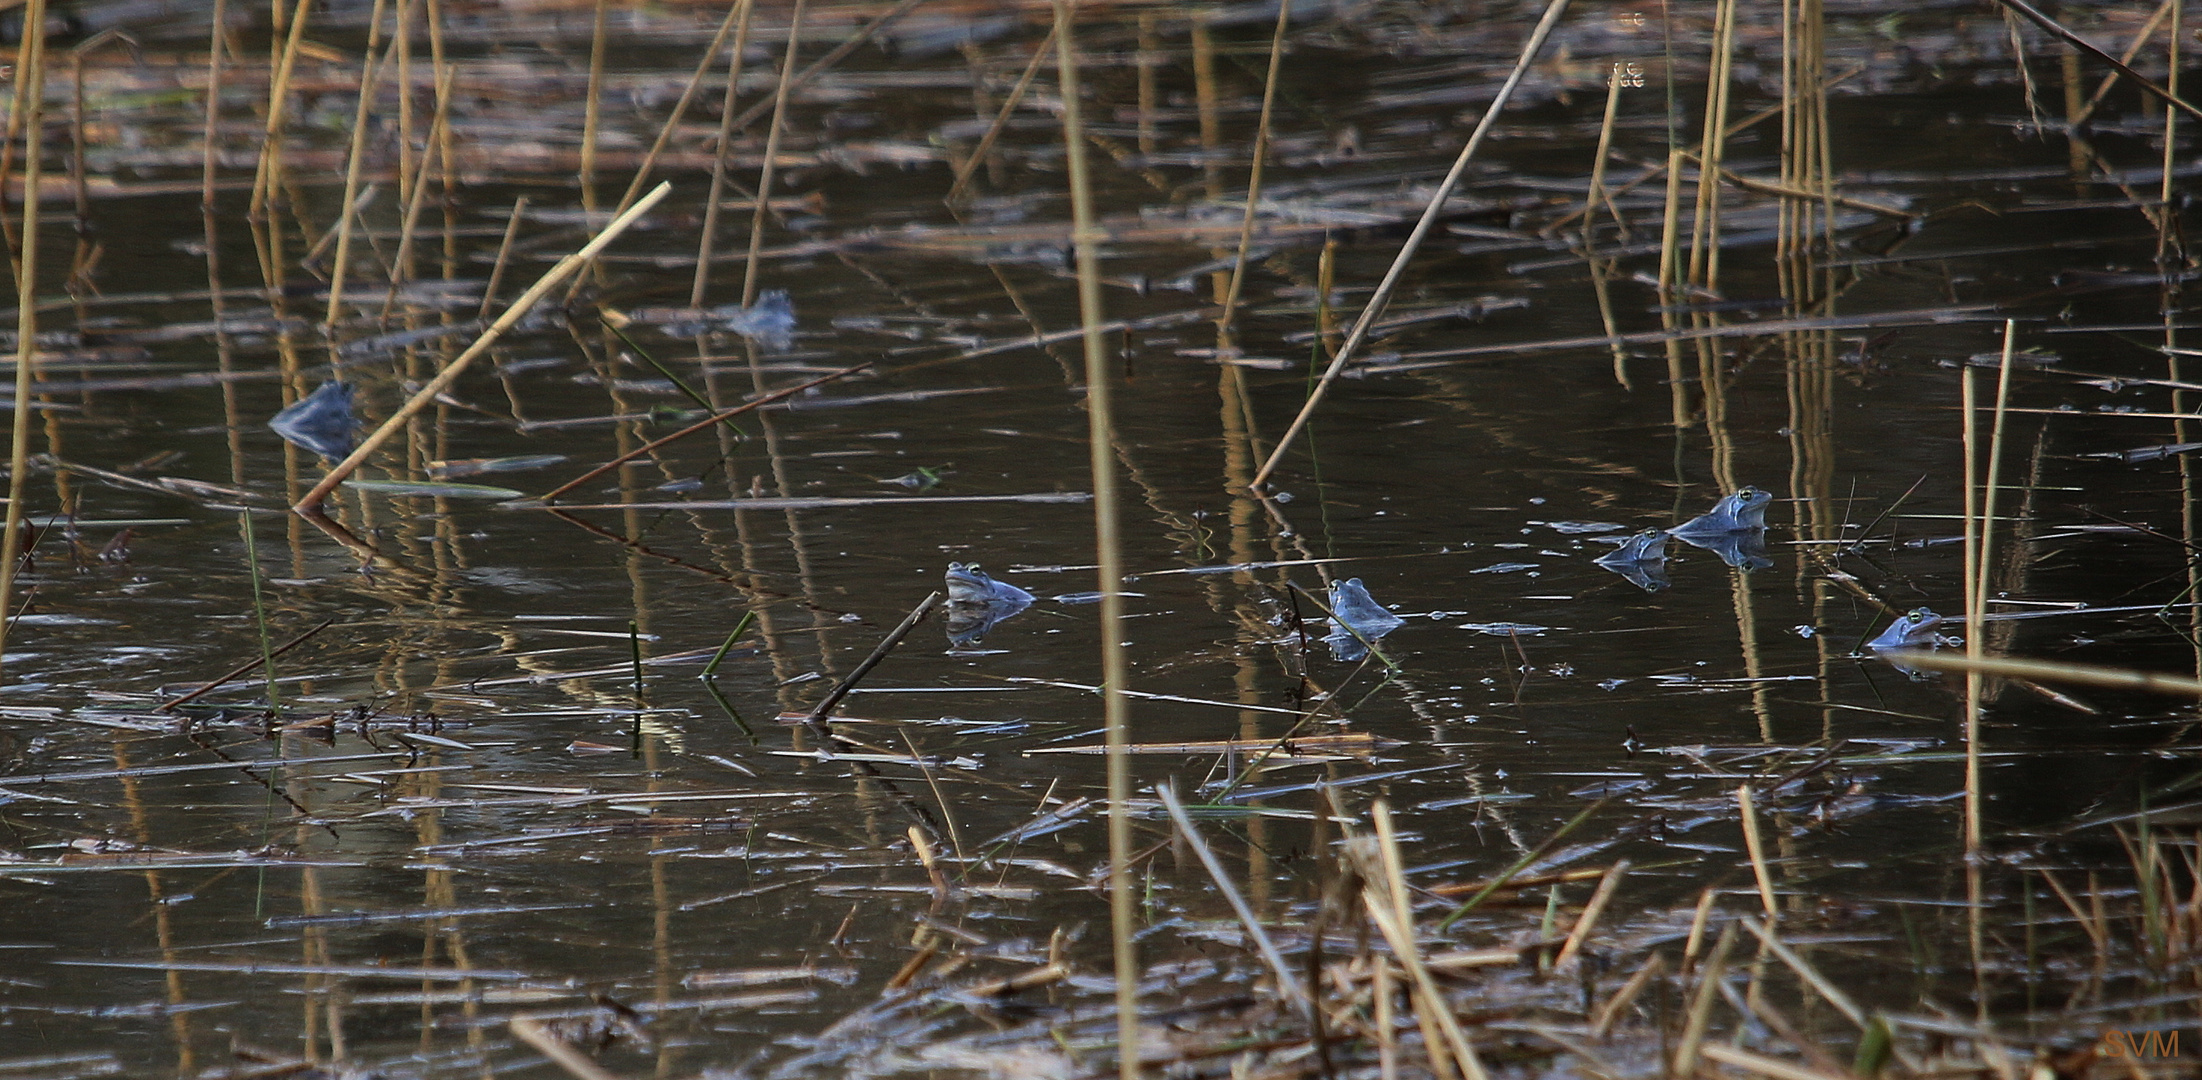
[536,361,870,503]
[1550,859,1628,969]
[1737,783,1778,919]
[943,27,1055,205]
[323,0,391,325]
[741,0,809,308]
[798,590,940,742]
[692,0,760,308]
[510,1016,628,1080]
[1670,920,1739,1076]
[1215,0,1290,334]
[0,0,48,679]
[158,618,335,711]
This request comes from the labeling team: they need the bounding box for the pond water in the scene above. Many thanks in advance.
[0,1,2198,1074]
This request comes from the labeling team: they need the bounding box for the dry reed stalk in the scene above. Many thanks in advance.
[741,0,809,307]
[1670,920,1738,1076]
[1737,784,1778,919]
[944,29,1056,205]
[1992,0,2202,123]
[480,196,529,319]
[1551,859,1627,969]
[579,0,610,203]
[1369,804,1487,1080]
[1878,650,2202,696]
[1735,917,1867,1029]
[2068,0,2176,129]
[324,0,392,326]
[1966,321,2016,856]
[612,2,751,217]
[294,183,672,513]
[386,66,456,304]
[898,732,964,866]
[1589,951,1663,1036]
[907,824,947,905]
[510,1016,627,1080]
[246,0,317,219]
[0,0,49,679]
[692,0,759,308]
[1657,148,1689,427]
[1681,885,1717,971]
[1686,0,1736,291]
[1216,0,1290,333]
[724,0,932,134]
[1698,1044,1857,1080]
[1157,782,1312,1020]
[1248,0,1571,491]
[199,0,228,221]
[1052,6,1138,1076]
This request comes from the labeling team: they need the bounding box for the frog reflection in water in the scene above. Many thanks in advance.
[944,562,1034,648]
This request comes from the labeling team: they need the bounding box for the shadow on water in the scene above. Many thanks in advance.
[0,0,2199,1075]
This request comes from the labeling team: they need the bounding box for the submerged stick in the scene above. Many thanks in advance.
[292,183,672,514]
[159,617,335,712]
[1248,0,1571,490]
[801,590,940,735]
[535,360,871,503]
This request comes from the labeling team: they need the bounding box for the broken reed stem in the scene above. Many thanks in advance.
[799,590,940,738]
[611,1,750,218]
[1968,320,2016,856]
[510,1016,626,1080]
[1888,649,2202,696]
[1052,6,1138,1078]
[943,27,1056,205]
[386,65,456,295]
[293,183,673,513]
[536,360,872,502]
[723,0,932,134]
[1992,0,2202,124]
[1216,0,1290,334]
[1672,920,1739,1076]
[0,0,49,680]
[1157,782,1313,1022]
[159,617,334,712]
[1248,0,1571,490]
[1738,783,1778,919]
[579,0,610,200]
[1551,859,1628,969]
[246,0,315,219]
[480,195,529,318]
[692,0,758,308]
[741,0,808,308]
[1367,804,1488,1080]
[323,0,391,326]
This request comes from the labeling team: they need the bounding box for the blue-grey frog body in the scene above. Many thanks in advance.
[1868,607,1946,652]
[1325,577,1404,661]
[268,380,359,461]
[1670,486,1773,537]
[945,562,1035,607]
[944,563,1034,648]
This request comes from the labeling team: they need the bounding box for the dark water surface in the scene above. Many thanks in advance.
[1,1,2198,1073]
